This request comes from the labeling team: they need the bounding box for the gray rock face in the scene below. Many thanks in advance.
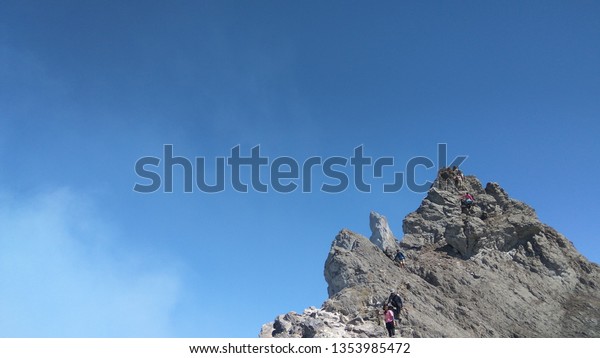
[260,172,600,338]
[369,211,399,257]
[402,174,542,259]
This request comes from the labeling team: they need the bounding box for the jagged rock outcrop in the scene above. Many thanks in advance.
[260,171,600,338]
[402,173,542,259]
[369,211,399,257]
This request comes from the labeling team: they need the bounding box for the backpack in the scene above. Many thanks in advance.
[391,293,403,310]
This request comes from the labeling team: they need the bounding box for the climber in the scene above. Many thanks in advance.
[394,250,406,268]
[387,291,404,321]
[461,192,475,212]
[382,304,395,337]
[440,168,450,180]
[464,192,474,203]
[455,171,465,188]
[438,167,451,190]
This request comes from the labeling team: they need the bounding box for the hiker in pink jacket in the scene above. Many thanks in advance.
[383,304,395,337]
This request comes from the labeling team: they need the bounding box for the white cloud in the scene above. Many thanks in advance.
[0,188,181,337]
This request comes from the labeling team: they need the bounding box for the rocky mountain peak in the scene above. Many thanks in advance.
[260,170,600,338]
[403,169,541,259]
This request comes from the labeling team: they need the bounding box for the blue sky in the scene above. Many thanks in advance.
[1,1,599,337]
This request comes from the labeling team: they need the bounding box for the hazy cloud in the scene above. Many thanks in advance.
[0,188,181,337]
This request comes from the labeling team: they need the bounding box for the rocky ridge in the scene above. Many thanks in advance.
[259,171,600,338]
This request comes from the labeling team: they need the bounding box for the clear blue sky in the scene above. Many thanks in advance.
[1,1,598,337]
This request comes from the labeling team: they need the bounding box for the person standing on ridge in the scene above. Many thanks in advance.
[394,250,406,268]
[382,304,395,337]
[455,171,465,189]
[387,291,404,321]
